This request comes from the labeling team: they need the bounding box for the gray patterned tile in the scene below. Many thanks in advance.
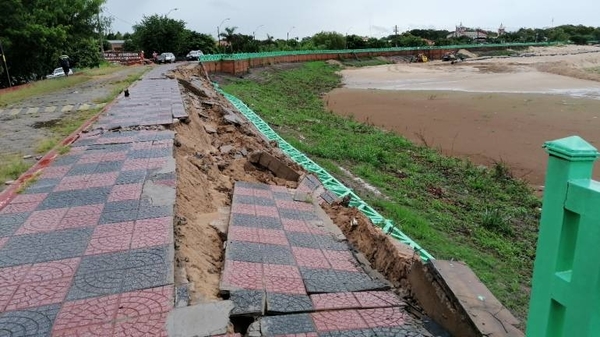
[0,304,60,336]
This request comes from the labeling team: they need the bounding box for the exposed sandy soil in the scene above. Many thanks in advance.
[327,46,600,186]
[171,64,302,304]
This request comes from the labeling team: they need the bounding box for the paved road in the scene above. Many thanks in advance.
[0,65,183,336]
[0,66,148,161]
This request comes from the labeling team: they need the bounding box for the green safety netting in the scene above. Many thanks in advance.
[214,84,435,261]
[200,42,554,62]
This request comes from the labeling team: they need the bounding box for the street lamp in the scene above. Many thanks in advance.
[217,18,231,53]
[253,25,264,40]
[165,8,178,17]
[345,26,353,49]
[286,26,295,42]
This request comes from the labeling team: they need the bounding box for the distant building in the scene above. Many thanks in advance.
[107,40,125,52]
[446,23,488,42]
[498,24,506,36]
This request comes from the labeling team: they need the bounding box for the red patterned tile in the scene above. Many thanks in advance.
[257,228,288,246]
[52,322,114,336]
[11,193,48,204]
[311,293,361,311]
[221,261,263,290]
[16,208,69,234]
[0,202,40,214]
[272,333,318,337]
[327,259,360,272]
[61,175,89,184]
[147,158,168,169]
[54,181,88,192]
[263,264,301,279]
[56,214,101,230]
[0,237,7,249]
[276,200,314,212]
[0,265,30,287]
[227,226,260,242]
[65,204,104,218]
[234,187,255,196]
[292,248,330,269]
[5,277,71,310]
[102,152,128,162]
[134,217,171,232]
[93,221,135,237]
[86,234,133,255]
[311,309,369,331]
[86,179,116,188]
[0,285,18,311]
[24,258,80,283]
[353,291,404,308]
[130,230,170,249]
[255,205,279,218]
[116,285,173,319]
[113,312,168,337]
[155,179,176,188]
[108,184,143,202]
[53,294,120,330]
[282,219,311,233]
[270,185,289,192]
[41,166,72,179]
[231,203,255,215]
[122,159,149,171]
[254,189,274,198]
[357,307,407,328]
[264,276,306,295]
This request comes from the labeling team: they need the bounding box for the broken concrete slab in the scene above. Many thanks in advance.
[220,145,235,154]
[166,300,234,337]
[409,260,523,337]
[142,180,176,206]
[249,152,300,181]
[223,113,242,126]
[204,124,218,134]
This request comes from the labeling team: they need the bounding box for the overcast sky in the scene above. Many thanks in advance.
[104,0,600,39]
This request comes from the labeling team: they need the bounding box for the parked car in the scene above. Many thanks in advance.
[186,50,204,61]
[46,67,73,79]
[156,52,176,64]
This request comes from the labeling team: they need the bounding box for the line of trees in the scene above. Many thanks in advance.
[0,0,109,87]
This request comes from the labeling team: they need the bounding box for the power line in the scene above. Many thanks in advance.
[105,10,133,26]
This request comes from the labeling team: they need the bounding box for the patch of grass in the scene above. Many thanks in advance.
[0,76,91,107]
[0,154,31,183]
[34,138,58,154]
[585,66,600,74]
[57,145,71,155]
[223,61,541,323]
[80,63,126,77]
[49,108,101,137]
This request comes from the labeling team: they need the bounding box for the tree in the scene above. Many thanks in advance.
[346,35,367,49]
[182,30,217,54]
[131,15,187,56]
[219,27,238,52]
[312,31,346,50]
[0,0,106,86]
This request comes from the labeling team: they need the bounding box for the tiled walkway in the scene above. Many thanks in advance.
[222,181,432,337]
[0,66,180,336]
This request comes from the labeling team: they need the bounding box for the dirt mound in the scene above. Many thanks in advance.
[326,59,343,66]
[458,49,477,58]
[172,65,303,304]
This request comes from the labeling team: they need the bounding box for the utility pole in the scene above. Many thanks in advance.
[0,40,11,87]
[98,10,104,53]
[394,25,399,36]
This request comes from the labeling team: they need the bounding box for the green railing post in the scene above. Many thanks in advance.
[527,136,600,336]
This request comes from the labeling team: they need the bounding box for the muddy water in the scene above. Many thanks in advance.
[325,88,600,186]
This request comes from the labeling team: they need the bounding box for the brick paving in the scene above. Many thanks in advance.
[222,181,433,337]
[0,66,180,336]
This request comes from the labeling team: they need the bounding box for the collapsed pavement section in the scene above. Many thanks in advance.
[210,178,434,336]
[0,65,183,336]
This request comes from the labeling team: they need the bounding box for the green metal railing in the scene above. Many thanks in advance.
[200,42,554,62]
[215,84,434,261]
[527,136,600,337]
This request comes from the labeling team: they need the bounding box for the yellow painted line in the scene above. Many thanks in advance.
[78,104,90,111]
[26,107,39,114]
[45,106,57,113]
[9,108,21,116]
[61,105,74,112]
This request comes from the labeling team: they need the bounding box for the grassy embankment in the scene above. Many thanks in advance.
[0,65,149,185]
[223,61,541,323]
